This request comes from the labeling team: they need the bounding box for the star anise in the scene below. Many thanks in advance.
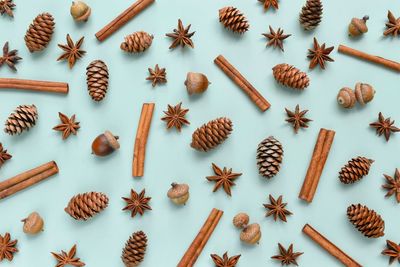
[258,0,278,11]
[146,64,167,87]
[263,194,292,222]
[382,240,400,265]
[370,112,400,141]
[122,189,152,218]
[0,42,21,71]
[285,104,312,134]
[51,244,85,267]
[53,112,80,140]
[384,11,400,36]
[271,243,303,266]
[307,37,334,69]
[206,163,242,196]
[161,102,190,131]
[263,26,291,52]
[57,34,86,69]
[166,19,195,49]
[0,233,18,262]
[0,0,15,17]
[211,252,241,267]
[383,169,400,203]
[0,142,12,168]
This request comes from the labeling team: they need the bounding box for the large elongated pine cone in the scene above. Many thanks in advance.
[191,117,232,152]
[120,31,153,53]
[86,60,109,102]
[272,63,310,90]
[299,0,323,30]
[257,136,283,178]
[339,156,374,184]
[4,104,38,135]
[347,204,384,238]
[64,192,109,221]
[24,13,55,52]
[219,6,249,34]
[122,231,147,267]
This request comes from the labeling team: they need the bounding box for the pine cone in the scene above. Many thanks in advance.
[122,231,148,267]
[339,156,374,184]
[299,0,323,30]
[86,60,109,102]
[120,31,153,53]
[64,192,109,221]
[347,204,384,238]
[4,104,38,135]
[272,63,310,90]
[219,6,249,34]
[190,117,232,152]
[257,136,283,178]
[24,13,55,52]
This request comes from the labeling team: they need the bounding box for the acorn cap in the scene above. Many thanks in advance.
[71,1,91,21]
[355,83,375,105]
[104,130,120,150]
[337,87,356,109]
[240,223,261,244]
[349,16,369,36]
[167,183,189,198]
[233,212,249,228]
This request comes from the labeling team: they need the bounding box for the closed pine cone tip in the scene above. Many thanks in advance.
[347,204,385,238]
[272,63,309,90]
[219,6,249,34]
[190,117,232,152]
[86,60,109,101]
[120,31,153,53]
[299,0,323,31]
[4,104,38,135]
[122,231,147,267]
[339,156,374,184]
[24,12,55,52]
[64,192,109,221]
[257,136,283,179]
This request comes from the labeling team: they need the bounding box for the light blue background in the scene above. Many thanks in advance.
[0,0,399,266]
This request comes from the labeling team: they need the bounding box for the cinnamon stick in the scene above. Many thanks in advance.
[0,78,69,94]
[303,224,362,267]
[178,208,223,267]
[95,0,155,42]
[299,128,335,203]
[0,161,58,200]
[132,103,155,177]
[338,45,400,72]
[214,55,271,112]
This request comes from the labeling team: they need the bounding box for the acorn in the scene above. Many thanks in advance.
[240,223,262,245]
[348,16,369,37]
[184,72,210,95]
[337,87,356,109]
[232,212,249,228]
[167,182,190,205]
[21,212,44,235]
[70,1,91,22]
[354,83,375,105]
[91,130,120,156]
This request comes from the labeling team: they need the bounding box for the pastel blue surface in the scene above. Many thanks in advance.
[0,0,399,266]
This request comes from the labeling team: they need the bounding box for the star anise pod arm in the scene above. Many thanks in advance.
[0,233,18,262]
[0,41,22,71]
[0,0,15,17]
[146,64,167,87]
[262,26,291,52]
[384,10,400,36]
[51,244,85,267]
[166,19,195,49]
[382,239,400,264]
[57,34,86,69]
[211,252,241,267]
[382,169,400,203]
[370,112,400,141]
[161,102,190,131]
[285,104,312,134]
[307,37,334,69]
[271,243,303,266]
[206,163,242,196]
[122,189,152,218]
[52,112,80,140]
[263,194,292,222]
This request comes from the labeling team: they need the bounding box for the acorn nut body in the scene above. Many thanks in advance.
[21,212,44,234]
[355,83,375,105]
[337,87,356,109]
[167,183,189,205]
[184,72,210,95]
[91,130,120,156]
[70,1,91,22]
[348,16,369,37]
[240,223,261,245]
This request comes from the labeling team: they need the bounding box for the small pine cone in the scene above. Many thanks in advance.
[257,136,283,178]
[299,0,323,30]
[4,104,38,135]
[24,13,55,52]
[120,31,153,53]
[339,156,374,184]
[272,63,310,90]
[219,6,249,34]
[122,231,148,267]
[347,204,384,238]
[86,60,109,102]
[64,192,109,221]
[190,117,232,152]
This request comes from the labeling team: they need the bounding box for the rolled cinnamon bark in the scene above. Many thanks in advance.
[0,78,69,94]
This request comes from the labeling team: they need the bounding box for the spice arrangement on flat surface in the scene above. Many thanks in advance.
[0,0,399,266]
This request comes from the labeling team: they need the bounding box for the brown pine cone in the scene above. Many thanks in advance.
[339,156,374,184]
[64,192,109,221]
[190,117,232,152]
[299,0,323,30]
[120,31,153,53]
[219,6,249,34]
[272,63,310,90]
[4,104,38,135]
[122,231,147,267]
[86,60,109,102]
[24,13,55,52]
[257,136,283,178]
[347,204,384,238]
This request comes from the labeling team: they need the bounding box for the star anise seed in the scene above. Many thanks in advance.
[122,189,152,218]
[57,34,86,69]
[263,26,291,52]
[211,251,241,267]
[271,243,303,266]
[307,37,334,69]
[206,163,242,196]
[51,244,85,267]
[263,194,292,222]
[285,104,312,134]
[146,64,167,87]
[383,169,400,203]
[166,19,195,49]
[384,11,400,37]
[53,112,80,140]
[370,112,400,142]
